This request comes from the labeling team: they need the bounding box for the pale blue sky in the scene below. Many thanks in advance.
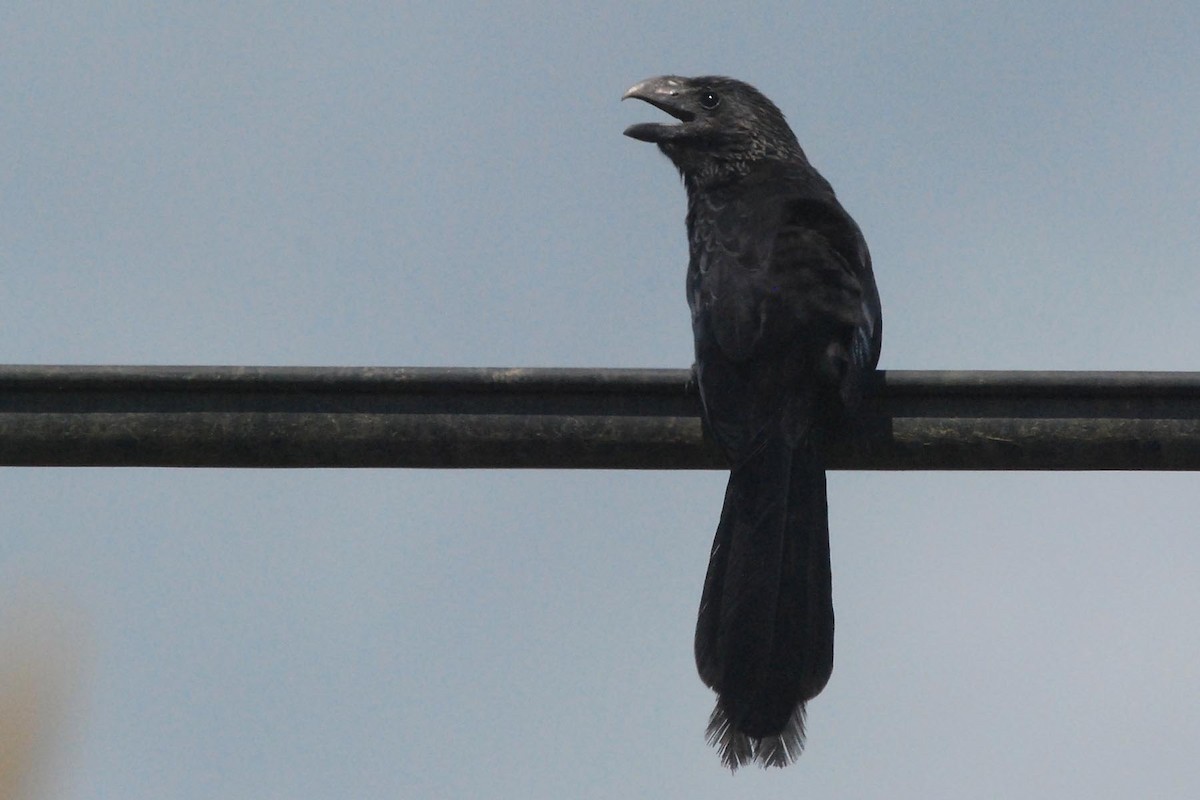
[2,3,1199,798]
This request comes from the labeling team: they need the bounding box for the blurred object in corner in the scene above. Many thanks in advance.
[0,594,88,800]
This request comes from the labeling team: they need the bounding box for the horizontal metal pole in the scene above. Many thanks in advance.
[1,365,1198,469]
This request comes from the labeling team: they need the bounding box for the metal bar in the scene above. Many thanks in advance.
[1,366,1198,469]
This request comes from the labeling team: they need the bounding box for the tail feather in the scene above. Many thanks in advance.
[705,698,807,770]
[694,436,833,770]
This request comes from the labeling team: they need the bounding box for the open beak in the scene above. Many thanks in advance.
[622,76,694,142]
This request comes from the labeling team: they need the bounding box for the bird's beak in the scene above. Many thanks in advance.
[622,75,694,142]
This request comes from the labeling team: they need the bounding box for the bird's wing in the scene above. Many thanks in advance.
[693,190,876,456]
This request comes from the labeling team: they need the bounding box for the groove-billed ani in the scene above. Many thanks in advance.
[623,76,882,769]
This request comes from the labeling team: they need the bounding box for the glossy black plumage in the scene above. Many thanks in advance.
[623,76,881,769]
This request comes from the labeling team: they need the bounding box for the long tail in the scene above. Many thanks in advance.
[694,435,833,770]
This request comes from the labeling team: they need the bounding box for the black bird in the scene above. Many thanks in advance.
[623,76,882,769]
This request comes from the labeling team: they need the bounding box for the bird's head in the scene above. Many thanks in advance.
[622,75,804,187]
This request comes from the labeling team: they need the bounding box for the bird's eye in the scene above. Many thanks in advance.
[699,91,720,109]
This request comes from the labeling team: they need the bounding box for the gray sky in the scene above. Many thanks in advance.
[2,3,1199,798]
